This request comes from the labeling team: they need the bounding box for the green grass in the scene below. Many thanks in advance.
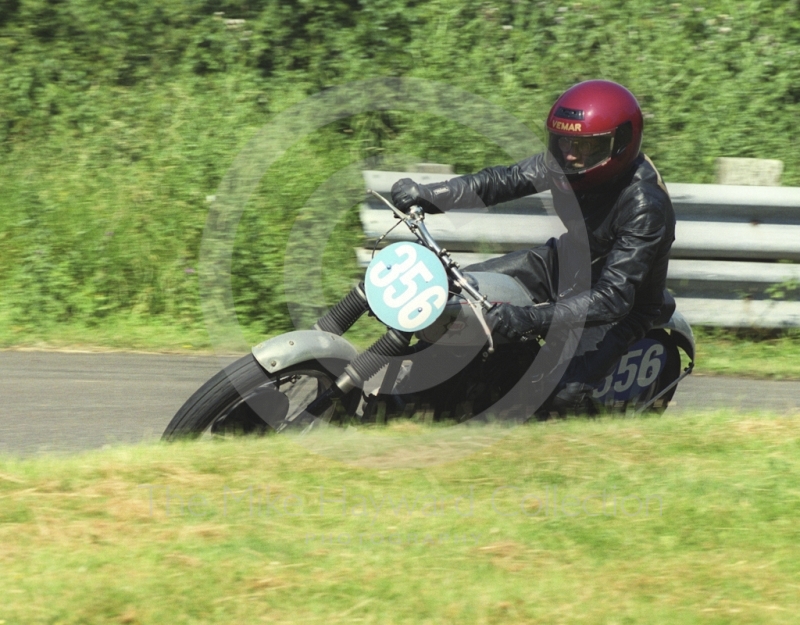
[1,411,799,624]
[694,328,800,380]
[0,304,385,354]
[0,308,211,353]
[1,312,797,380]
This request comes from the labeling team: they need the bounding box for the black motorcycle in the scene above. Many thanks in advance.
[163,192,694,439]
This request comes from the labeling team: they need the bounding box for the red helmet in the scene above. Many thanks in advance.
[544,80,643,192]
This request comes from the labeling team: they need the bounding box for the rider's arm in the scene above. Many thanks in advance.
[549,196,672,329]
[399,153,550,213]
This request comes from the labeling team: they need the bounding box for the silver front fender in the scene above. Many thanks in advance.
[252,330,359,374]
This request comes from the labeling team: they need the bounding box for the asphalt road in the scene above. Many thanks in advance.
[0,351,798,456]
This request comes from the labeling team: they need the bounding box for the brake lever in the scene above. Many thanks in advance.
[367,189,413,222]
[467,299,495,354]
[483,302,530,341]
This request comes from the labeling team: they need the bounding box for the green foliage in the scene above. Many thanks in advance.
[766,278,800,301]
[1,0,799,340]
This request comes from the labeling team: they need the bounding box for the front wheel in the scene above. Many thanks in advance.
[162,354,347,440]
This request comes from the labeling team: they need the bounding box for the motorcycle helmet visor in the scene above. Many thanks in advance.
[546,132,614,174]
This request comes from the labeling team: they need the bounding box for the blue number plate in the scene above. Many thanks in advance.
[593,338,667,403]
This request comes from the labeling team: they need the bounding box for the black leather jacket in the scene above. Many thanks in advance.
[421,153,676,328]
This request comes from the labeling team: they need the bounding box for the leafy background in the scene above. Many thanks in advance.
[1,0,798,345]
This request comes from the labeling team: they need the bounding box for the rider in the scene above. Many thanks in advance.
[391,79,676,416]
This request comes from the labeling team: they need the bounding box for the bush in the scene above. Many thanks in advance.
[1,0,798,337]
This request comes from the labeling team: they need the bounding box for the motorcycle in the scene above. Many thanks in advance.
[163,191,695,439]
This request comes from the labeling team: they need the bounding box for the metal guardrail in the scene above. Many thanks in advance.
[360,171,800,327]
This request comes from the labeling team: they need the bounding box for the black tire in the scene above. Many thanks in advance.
[627,328,681,414]
[591,329,681,415]
[642,328,682,413]
[162,354,345,441]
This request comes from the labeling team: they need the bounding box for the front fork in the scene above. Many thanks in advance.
[301,282,414,419]
[313,281,369,335]
[304,328,414,418]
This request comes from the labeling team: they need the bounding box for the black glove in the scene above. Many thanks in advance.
[390,178,446,214]
[486,303,553,341]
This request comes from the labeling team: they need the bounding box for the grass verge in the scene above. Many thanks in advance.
[694,328,800,380]
[1,411,798,624]
[1,315,798,380]
[0,312,212,354]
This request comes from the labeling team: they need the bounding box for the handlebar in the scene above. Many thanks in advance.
[366,189,492,311]
[366,189,497,352]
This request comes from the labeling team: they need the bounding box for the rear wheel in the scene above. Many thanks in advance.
[640,329,682,413]
[162,355,347,440]
[590,329,682,415]
[618,329,681,414]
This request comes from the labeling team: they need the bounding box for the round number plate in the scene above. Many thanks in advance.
[364,242,449,332]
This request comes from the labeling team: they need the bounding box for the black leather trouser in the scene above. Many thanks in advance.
[464,245,653,416]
